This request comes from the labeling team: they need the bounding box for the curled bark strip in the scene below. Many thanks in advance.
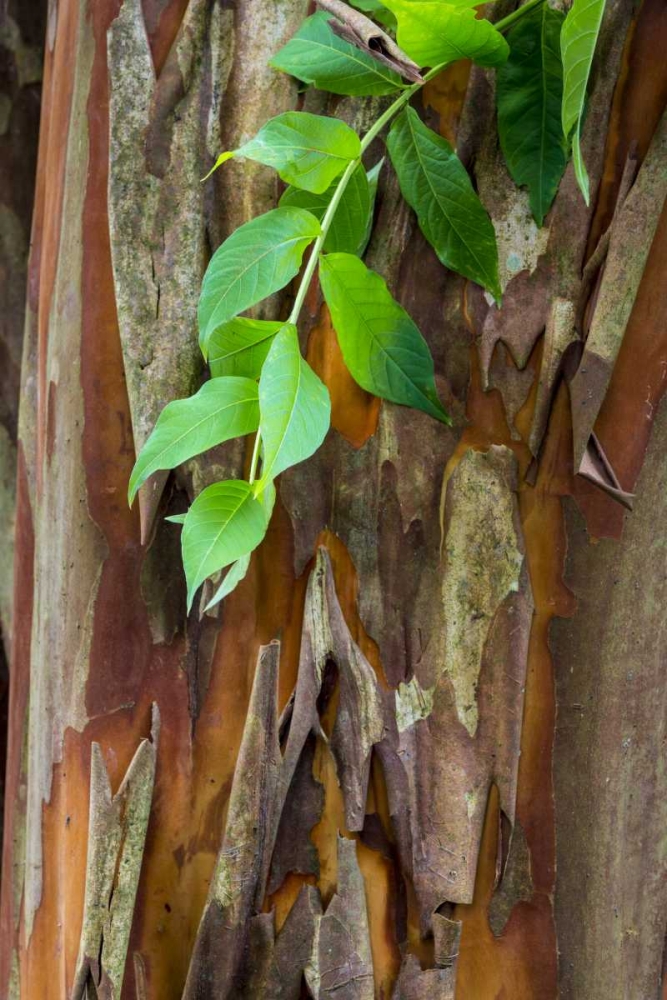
[71,705,160,1000]
[393,911,460,995]
[578,143,639,332]
[316,0,423,83]
[183,642,281,999]
[396,446,532,925]
[578,432,635,510]
[305,835,374,1000]
[570,107,667,475]
[281,547,385,833]
[243,885,322,999]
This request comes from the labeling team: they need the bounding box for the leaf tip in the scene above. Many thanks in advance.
[201,150,235,182]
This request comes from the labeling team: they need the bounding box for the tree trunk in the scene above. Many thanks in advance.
[1,0,666,998]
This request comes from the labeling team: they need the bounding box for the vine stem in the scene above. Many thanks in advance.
[248,429,262,484]
[288,0,545,329]
[258,0,545,481]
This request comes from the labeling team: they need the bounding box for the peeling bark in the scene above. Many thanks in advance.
[1,0,667,998]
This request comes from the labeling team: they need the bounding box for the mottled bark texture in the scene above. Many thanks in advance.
[0,0,666,998]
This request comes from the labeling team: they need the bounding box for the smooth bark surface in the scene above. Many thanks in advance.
[0,0,666,998]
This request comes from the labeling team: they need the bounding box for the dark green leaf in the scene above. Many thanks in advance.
[208,112,361,194]
[280,162,375,256]
[182,480,267,611]
[319,252,450,423]
[497,3,567,226]
[208,319,283,379]
[561,0,606,204]
[257,323,331,485]
[270,11,405,97]
[128,378,260,504]
[198,207,321,355]
[381,0,509,68]
[387,107,500,299]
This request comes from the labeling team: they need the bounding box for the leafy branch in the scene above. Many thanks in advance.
[129,0,607,612]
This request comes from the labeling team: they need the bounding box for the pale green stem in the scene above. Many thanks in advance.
[248,429,262,484]
[258,0,545,483]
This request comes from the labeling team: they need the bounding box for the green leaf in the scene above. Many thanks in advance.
[561,0,606,204]
[387,107,500,300]
[257,323,331,486]
[280,162,374,256]
[128,377,260,504]
[348,0,397,29]
[212,112,361,194]
[198,207,321,355]
[166,513,187,524]
[319,252,450,424]
[208,319,283,379]
[203,482,276,611]
[380,0,509,69]
[362,159,384,253]
[496,3,567,227]
[270,12,405,97]
[181,480,267,611]
[204,554,251,611]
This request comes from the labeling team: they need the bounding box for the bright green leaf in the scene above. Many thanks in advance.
[348,0,397,29]
[203,482,276,611]
[208,318,283,379]
[270,12,405,97]
[182,480,267,611]
[381,0,509,69]
[166,513,187,524]
[387,107,500,300]
[497,3,567,226]
[561,0,607,204]
[319,252,450,424]
[214,112,361,194]
[257,323,331,486]
[198,207,321,355]
[204,554,251,611]
[280,162,374,256]
[128,377,260,504]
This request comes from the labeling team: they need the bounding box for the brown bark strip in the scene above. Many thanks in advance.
[569,106,667,473]
[72,705,159,1000]
[306,835,374,1000]
[552,396,667,997]
[243,884,322,999]
[107,0,229,543]
[2,0,667,996]
[471,0,634,482]
[183,642,281,998]
[399,445,532,924]
[22,0,108,940]
[282,547,384,834]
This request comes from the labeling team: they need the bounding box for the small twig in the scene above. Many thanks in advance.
[316,0,424,83]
